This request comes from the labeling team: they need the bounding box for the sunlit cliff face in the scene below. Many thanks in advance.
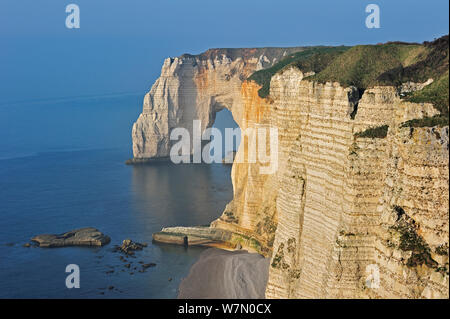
[132,50,449,299]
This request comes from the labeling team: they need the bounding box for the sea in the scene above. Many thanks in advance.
[0,93,237,298]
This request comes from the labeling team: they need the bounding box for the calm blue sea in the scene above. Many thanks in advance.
[0,94,236,298]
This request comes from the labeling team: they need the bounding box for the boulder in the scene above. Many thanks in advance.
[31,227,110,247]
[113,239,147,255]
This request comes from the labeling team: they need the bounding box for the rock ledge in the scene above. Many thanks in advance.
[31,227,110,247]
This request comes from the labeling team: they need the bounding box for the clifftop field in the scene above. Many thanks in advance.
[248,35,449,127]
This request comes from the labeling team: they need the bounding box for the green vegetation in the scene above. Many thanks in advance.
[401,72,449,127]
[391,223,436,268]
[230,233,268,254]
[396,225,428,253]
[247,35,449,128]
[247,46,350,98]
[256,216,277,247]
[401,114,449,128]
[435,266,449,276]
[271,243,288,269]
[311,36,448,90]
[289,269,301,279]
[310,43,424,88]
[354,125,389,138]
[400,36,449,127]
[389,208,438,268]
[407,72,449,115]
[339,230,356,236]
[349,142,360,156]
[435,243,449,256]
[267,236,275,248]
[224,211,239,223]
[380,36,449,84]
[249,238,262,250]
[262,216,277,234]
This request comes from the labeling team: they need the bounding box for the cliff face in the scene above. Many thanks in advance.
[262,68,448,298]
[132,48,305,159]
[132,50,449,298]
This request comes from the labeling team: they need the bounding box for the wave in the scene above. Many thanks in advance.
[0,91,143,108]
[0,146,127,161]
[0,152,39,161]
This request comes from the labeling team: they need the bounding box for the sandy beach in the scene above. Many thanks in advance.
[178,248,270,299]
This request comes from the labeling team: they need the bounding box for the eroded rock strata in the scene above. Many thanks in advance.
[134,46,449,298]
[131,48,306,159]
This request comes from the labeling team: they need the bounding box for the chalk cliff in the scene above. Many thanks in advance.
[131,48,305,159]
[132,45,449,298]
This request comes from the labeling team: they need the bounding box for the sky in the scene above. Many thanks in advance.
[0,0,448,103]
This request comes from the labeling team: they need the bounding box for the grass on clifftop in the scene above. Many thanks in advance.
[309,43,424,88]
[305,36,448,90]
[247,35,449,128]
[406,72,449,115]
[401,71,449,127]
[247,46,350,98]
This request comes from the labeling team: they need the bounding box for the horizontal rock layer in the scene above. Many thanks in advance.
[133,49,449,299]
[132,48,306,159]
[152,226,232,247]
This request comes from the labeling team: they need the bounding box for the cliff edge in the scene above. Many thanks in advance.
[132,37,449,298]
